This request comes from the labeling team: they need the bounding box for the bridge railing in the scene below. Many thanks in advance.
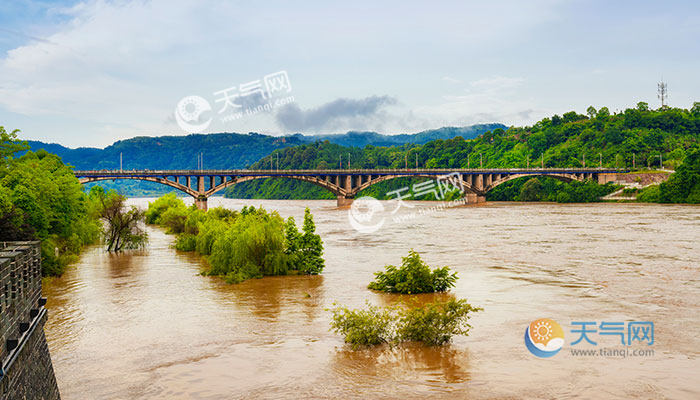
[73,167,627,176]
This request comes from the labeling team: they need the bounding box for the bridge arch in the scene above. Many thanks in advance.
[78,176,199,197]
[483,173,581,193]
[204,175,346,197]
[350,174,481,197]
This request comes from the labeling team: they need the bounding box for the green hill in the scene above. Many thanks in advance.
[224,103,700,201]
[24,125,502,196]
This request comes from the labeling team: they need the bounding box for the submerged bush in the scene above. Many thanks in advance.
[368,250,457,294]
[397,299,482,346]
[330,303,395,349]
[330,298,481,348]
[207,210,288,280]
[145,193,184,224]
[145,195,326,283]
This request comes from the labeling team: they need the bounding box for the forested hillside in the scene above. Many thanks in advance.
[24,125,501,196]
[225,103,700,201]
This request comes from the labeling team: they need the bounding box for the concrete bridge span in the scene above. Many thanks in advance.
[74,168,625,209]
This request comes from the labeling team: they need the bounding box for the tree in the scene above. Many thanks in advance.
[519,178,542,201]
[692,102,700,116]
[0,185,35,240]
[284,216,302,269]
[0,126,28,168]
[586,106,597,118]
[92,187,148,251]
[368,249,457,294]
[299,208,325,274]
[637,102,649,111]
[659,147,700,203]
[1,147,101,275]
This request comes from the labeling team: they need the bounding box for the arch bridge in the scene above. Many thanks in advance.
[74,168,624,210]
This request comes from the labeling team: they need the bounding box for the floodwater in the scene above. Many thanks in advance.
[43,199,700,399]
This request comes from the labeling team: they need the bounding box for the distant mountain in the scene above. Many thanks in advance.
[25,124,504,170]
[26,132,304,171]
[291,124,506,148]
[24,124,504,195]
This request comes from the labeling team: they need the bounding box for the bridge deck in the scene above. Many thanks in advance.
[73,168,625,177]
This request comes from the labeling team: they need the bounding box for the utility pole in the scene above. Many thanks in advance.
[405,153,408,169]
[599,153,602,168]
[119,152,122,172]
[339,154,342,169]
[633,153,636,169]
[467,155,470,169]
[276,152,279,171]
[541,153,544,168]
[348,153,350,169]
[415,153,418,169]
[480,153,483,168]
[582,153,585,168]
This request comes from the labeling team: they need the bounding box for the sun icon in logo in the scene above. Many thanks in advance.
[524,318,564,358]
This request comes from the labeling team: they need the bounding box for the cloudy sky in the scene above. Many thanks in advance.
[1,0,698,147]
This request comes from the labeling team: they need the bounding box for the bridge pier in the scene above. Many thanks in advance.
[463,193,486,204]
[195,196,208,211]
[337,196,354,207]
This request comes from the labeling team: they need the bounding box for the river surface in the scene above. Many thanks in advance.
[43,199,700,399]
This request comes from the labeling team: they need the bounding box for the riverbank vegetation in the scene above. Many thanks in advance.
[1,127,101,275]
[636,146,700,203]
[488,177,618,202]
[145,194,325,283]
[368,250,457,294]
[225,103,699,202]
[89,187,148,251]
[330,299,482,348]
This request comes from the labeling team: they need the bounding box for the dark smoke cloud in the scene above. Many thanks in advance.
[275,95,397,132]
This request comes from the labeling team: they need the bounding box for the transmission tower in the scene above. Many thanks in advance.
[657,80,668,108]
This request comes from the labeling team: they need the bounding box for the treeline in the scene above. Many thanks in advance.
[488,177,618,202]
[145,194,325,283]
[636,146,700,203]
[226,103,700,201]
[0,127,101,275]
[27,125,500,197]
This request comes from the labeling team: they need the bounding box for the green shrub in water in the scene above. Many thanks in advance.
[330,303,395,349]
[397,299,482,346]
[368,250,457,294]
[330,298,481,348]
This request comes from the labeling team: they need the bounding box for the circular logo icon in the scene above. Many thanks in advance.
[174,95,212,133]
[524,318,564,358]
[348,196,385,233]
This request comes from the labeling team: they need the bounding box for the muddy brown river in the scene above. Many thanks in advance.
[43,199,700,399]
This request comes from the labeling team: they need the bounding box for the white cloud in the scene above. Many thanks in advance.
[441,76,462,84]
[469,76,525,91]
